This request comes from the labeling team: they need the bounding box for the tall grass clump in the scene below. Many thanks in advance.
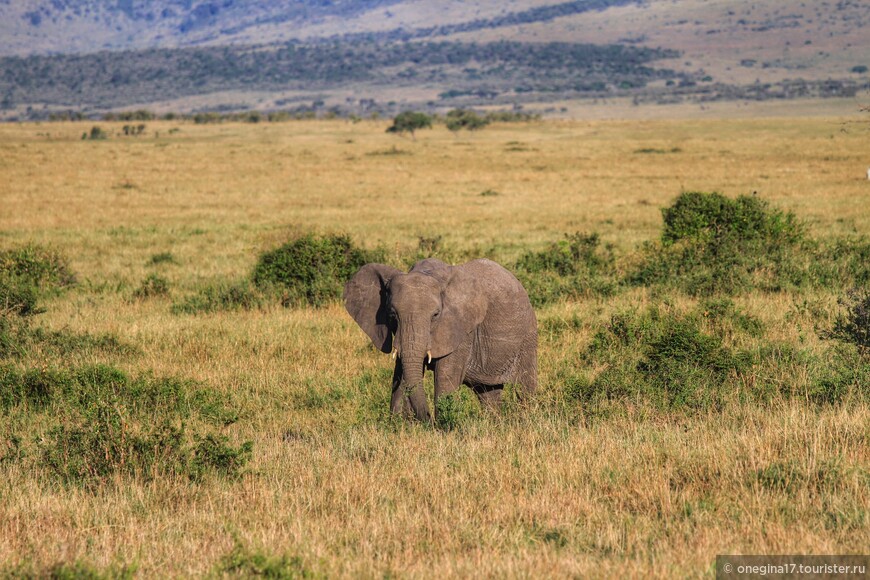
[515,232,616,305]
[251,233,384,307]
[629,192,806,295]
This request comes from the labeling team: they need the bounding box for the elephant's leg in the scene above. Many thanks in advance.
[432,351,467,421]
[513,335,538,400]
[474,384,504,410]
[389,359,412,417]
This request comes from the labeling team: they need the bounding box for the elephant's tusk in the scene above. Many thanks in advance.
[427,351,432,364]
[391,348,398,360]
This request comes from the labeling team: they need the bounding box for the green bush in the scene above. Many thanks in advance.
[86,126,108,140]
[0,244,75,288]
[251,234,383,307]
[585,307,749,411]
[556,300,867,416]
[515,233,616,305]
[148,251,177,266]
[133,274,170,299]
[661,191,801,245]
[386,111,433,138]
[832,288,870,351]
[0,275,40,317]
[1,363,247,487]
[446,109,490,132]
[0,244,75,318]
[41,418,188,486]
[630,192,807,295]
[188,434,253,482]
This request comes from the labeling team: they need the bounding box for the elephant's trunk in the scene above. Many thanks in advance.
[396,317,431,422]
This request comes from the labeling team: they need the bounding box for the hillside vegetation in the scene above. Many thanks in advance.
[0,0,868,119]
[0,117,868,576]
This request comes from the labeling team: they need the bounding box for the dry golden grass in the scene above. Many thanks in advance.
[0,118,868,577]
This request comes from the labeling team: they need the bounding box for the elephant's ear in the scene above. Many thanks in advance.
[344,264,402,353]
[430,267,487,359]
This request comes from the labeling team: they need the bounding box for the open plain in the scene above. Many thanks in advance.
[0,117,868,577]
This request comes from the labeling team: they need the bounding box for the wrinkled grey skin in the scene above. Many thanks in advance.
[344,258,537,422]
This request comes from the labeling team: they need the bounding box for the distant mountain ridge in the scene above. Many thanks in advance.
[0,0,636,56]
[0,0,867,119]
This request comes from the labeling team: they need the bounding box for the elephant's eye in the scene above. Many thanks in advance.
[432,310,441,319]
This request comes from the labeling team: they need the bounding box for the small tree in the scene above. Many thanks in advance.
[446,109,489,133]
[386,111,432,140]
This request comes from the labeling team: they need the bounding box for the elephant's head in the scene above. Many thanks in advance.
[344,260,487,417]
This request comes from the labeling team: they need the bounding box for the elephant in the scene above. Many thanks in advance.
[344,258,537,422]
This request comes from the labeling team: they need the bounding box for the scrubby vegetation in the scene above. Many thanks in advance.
[175,233,384,313]
[1,244,75,317]
[0,244,251,492]
[515,192,870,305]
[0,39,680,117]
[1,118,868,577]
[515,232,616,305]
[551,300,867,418]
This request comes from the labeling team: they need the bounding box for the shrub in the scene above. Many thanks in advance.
[560,305,751,414]
[630,192,806,295]
[832,288,870,351]
[133,274,170,299]
[41,418,188,486]
[0,275,40,317]
[515,233,616,305]
[86,126,108,140]
[251,234,383,307]
[0,244,76,290]
[557,300,867,417]
[2,364,247,487]
[148,252,177,266]
[188,434,253,481]
[386,111,432,138]
[445,109,490,132]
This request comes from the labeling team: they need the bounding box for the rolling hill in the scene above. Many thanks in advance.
[0,0,868,119]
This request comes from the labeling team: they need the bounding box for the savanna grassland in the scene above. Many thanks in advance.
[0,117,868,577]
